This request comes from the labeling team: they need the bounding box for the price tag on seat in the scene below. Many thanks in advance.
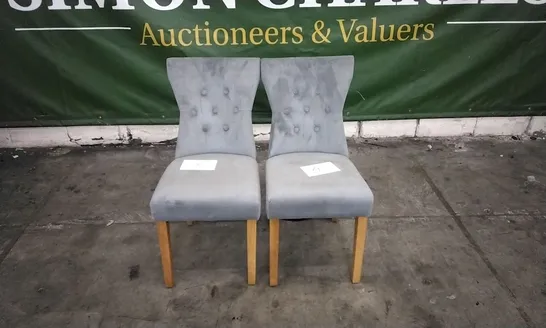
[180,160,217,171]
[300,162,340,177]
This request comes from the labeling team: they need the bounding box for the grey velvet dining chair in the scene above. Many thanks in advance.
[150,57,261,287]
[261,55,374,286]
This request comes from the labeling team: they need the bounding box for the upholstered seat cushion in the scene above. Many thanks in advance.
[150,153,261,221]
[266,152,373,219]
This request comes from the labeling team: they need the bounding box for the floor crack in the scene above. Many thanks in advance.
[418,165,535,328]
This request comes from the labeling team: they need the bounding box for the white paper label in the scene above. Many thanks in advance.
[180,159,217,171]
[300,162,340,177]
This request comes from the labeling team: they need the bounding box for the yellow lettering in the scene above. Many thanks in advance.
[265,27,279,45]
[203,21,212,45]
[292,26,303,44]
[249,27,263,45]
[412,23,424,41]
[423,23,435,40]
[140,23,159,46]
[231,27,248,45]
[177,28,193,46]
[159,29,176,47]
[379,24,395,42]
[397,24,411,41]
[337,19,357,43]
[193,24,204,46]
[279,27,291,44]
[354,25,369,43]
[370,17,377,42]
[213,28,229,46]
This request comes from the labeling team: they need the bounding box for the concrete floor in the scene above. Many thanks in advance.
[0,137,545,328]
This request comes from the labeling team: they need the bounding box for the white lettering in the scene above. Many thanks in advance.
[480,0,517,3]
[193,0,235,9]
[112,0,135,9]
[300,0,321,7]
[142,0,184,10]
[75,0,104,9]
[193,0,209,8]
[257,0,294,9]
[443,0,478,4]
[73,0,137,9]
[8,0,546,12]
[48,0,71,10]
[8,0,41,11]
[375,0,418,6]
[328,0,366,7]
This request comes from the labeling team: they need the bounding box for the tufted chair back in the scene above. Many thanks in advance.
[166,57,260,159]
[261,56,354,158]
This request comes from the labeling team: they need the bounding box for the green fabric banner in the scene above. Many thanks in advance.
[1,0,545,127]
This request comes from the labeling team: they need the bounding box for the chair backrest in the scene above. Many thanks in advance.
[166,57,260,158]
[261,56,354,158]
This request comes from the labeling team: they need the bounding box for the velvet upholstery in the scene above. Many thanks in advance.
[261,56,374,220]
[167,57,258,159]
[266,152,374,219]
[150,154,261,221]
[150,57,261,222]
[261,56,353,158]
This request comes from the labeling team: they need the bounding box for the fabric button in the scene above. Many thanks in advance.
[233,106,240,113]
[315,90,320,96]
[325,106,331,113]
[191,108,198,117]
[212,106,219,115]
[223,124,230,132]
[224,87,229,95]
[201,88,208,96]
[293,125,300,133]
[283,107,291,115]
[314,124,320,132]
[202,124,209,133]
[293,89,299,96]
[304,106,310,113]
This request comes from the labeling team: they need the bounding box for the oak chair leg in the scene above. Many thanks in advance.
[157,221,174,288]
[246,220,257,285]
[351,216,368,284]
[269,219,280,287]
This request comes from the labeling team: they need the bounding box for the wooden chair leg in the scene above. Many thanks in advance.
[269,219,280,287]
[351,216,368,284]
[156,221,174,288]
[246,219,257,285]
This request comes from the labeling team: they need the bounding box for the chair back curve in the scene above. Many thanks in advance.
[166,57,260,158]
[261,56,354,158]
